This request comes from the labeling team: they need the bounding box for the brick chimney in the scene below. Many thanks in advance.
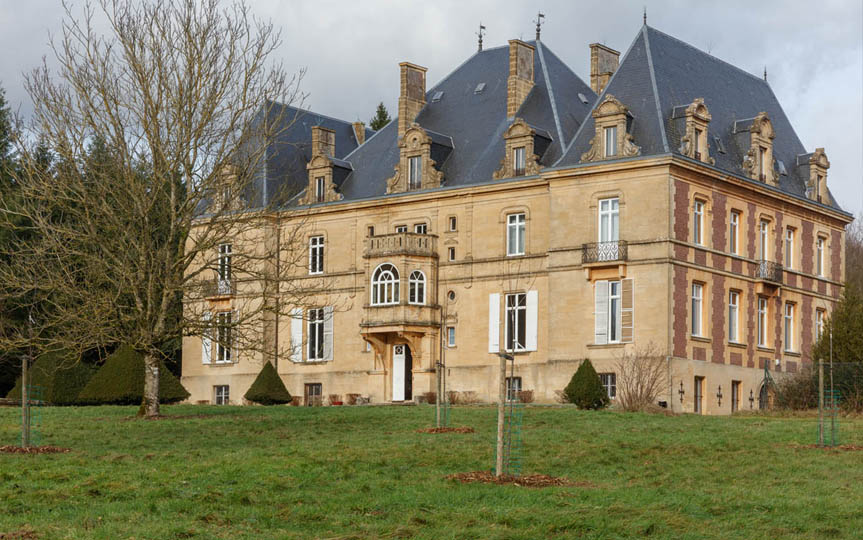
[589,43,620,94]
[507,39,535,118]
[398,62,427,138]
[311,126,335,157]
[352,121,366,145]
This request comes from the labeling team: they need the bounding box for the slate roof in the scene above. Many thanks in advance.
[556,25,844,212]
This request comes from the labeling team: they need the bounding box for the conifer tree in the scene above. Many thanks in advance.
[369,102,391,131]
[564,359,610,410]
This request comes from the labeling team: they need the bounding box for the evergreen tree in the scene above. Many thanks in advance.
[813,284,863,364]
[244,361,292,405]
[564,359,610,410]
[369,102,391,131]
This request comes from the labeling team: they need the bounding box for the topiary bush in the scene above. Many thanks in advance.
[564,359,610,410]
[77,345,189,405]
[5,351,97,405]
[244,361,292,405]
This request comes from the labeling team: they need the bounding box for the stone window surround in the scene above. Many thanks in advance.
[678,98,715,165]
[741,112,778,186]
[499,204,530,257]
[386,123,444,194]
[492,118,542,180]
[580,94,641,163]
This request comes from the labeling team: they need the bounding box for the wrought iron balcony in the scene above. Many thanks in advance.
[364,232,438,259]
[756,260,783,284]
[582,240,628,264]
[201,277,235,298]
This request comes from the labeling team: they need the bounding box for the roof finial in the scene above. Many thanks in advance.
[477,23,486,52]
[643,6,647,25]
[534,12,545,40]
[763,65,768,81]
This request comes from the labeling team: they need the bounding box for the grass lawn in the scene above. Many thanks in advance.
[1,404,862,539]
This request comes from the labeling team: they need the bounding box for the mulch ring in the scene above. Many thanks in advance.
[416,426,475,434]
[0,528,39,539]
[0,445,71,455]
[447,471,588,488]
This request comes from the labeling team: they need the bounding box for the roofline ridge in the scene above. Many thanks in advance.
[535,40,567,151]
[536,43,595,98]
[642,25,670,153]
[268,100,359,129]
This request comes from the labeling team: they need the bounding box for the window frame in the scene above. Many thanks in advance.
[599,372,617,399]
[598,197,620,244]
[693,200,704,245]
[308,235,325,275]
[408,270,426,305]
[506,212,526,256]
[448,216,457,232]
[608,280,622,343]
[447,326,456,347]
[413,223,428,234]
[728,290,740,343]
[513,146,526,176]
[408,155,422,190]
[504,292,527,353]
[448,247,456,261]
[394,225,407,233]
[816,309,825,341]
[307,307,325,361]
[729,211,740,255]
[214,385,230,405]
[757,296,768,347]
[785,227,795,269]
[370,263,400,306]
[691,283,704,337]
[216,311,233,364]
[816,236,825,276]
[218,243,232,282]
[759,219,769,260]
[505,376,523,401]
[603,125,617,157]
[784,302,795,352]
[315,176,325,203]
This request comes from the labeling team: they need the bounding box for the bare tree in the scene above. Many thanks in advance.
[845,214,863,293]
[0,0,321,418]
[614,342,668,412]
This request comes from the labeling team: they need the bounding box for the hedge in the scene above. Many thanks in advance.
[5,351,96,405]
[77,345,189,405]
[244,361,292,405]
[564,359,610,410]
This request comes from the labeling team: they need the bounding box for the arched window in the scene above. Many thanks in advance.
[371,264,399,305]
[408,270,426,305]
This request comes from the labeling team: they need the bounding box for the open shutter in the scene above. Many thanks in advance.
[594,280,609,345]
[290,308,303,363]
[621,278,634,343]
[526,290,538,351]
[201,311,212,364]
[488,293,500,353]
[323,306,334,362]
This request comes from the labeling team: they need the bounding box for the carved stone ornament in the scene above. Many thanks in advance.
[385,123,444,194]
[299,154,343,205]
[743,111,778,185]
[678,98,715,165]
[492,118,542,179]
[580,94,640,163]
[807,147,830,201]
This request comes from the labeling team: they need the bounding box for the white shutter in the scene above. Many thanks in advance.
[290,308,303,362]
[621,278,634,343]
[526,290,538,351]
[594,280,609,345]
[201,311,212,364]
[488,293,500,353]
[323,306,334,362]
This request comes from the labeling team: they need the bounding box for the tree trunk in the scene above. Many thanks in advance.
[141,353,161,417]
[496,354,505,477]
[21,354,30,448]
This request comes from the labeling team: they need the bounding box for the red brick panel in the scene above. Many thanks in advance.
[673,265,689,358]
[801,220,814,274]
[831,229,842,283]
[773,296,783,371]
[759,356,770,369]
[712,275,725,364]
[694,248,707,266]
[746,283,756,368]
[818,281,827,295]
[712,192,727,271]
[731,257,742,275]
[785,272,797,288]
[786,360,798,373]
[801,294,812,366]
[674,179,690,242]
[693,347,706,361]
[730,352,742,366]
[746,202,757,260]
[774,211,784,267]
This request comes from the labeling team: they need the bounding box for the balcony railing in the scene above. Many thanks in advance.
[582,240,628,264]
[361,302,439,329]
[201,277,234,298]
[365,232,438,259]
[756,260,783,284]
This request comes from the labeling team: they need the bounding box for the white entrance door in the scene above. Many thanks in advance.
[392,345,405,401]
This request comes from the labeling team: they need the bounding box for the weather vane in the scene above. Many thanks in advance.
[534,12,545,40]
[477,23,486,52]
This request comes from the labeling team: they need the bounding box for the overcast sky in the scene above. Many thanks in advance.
[1,0,861,216]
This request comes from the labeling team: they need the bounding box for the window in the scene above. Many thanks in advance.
[599,373,617,399]
[694,128,702,159]
[371,264,399,305]
[414,223,427,234]
[784,303,795,352]
[691,283,703,337]
[315,176,325,203]
[513,146,526,176]
[408,156,421,190]
[309,236,324,275]
[448,216,457,232]
[308,308,324,361]
[816,237,825,276]
[594,279,632,345]
[816,309,825,341]
[757,297,768,347]
[729,211,740,255]
[507,213,526,256]
[216,311,233,363]
[447,326,456,347]
[759,220,769,260]
[448,247,456,261]
[694,376,704,414]
[408,271,426,305]
[505,377,522,401]
[785,227,795,269]
[603,126,617,157]
[505,293,527,352]
[759,147,767,180]
[304,383,322,406]
[218,243,232,282]
[731,380,741,412]
[693,200,704,245]
[728,291,739,343]
[598,198,619,245]
[608,281,622,343]
[214,385,229,405]
[395,225,407,233]
[367,226,375,237]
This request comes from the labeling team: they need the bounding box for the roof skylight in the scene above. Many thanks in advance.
[577,92,589,104]
[713,136,726,154]
[431,91,444,102]
[474,82,486,94]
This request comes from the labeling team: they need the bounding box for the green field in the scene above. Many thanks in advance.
[1,404,861,539]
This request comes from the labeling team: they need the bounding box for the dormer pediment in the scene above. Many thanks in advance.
[493,117,546,179]
[386,123,447,194]
[580,94,641,163]
[739,112,778,186]
[675,98,714,165]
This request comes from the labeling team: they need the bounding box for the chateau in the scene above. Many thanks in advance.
[181,23,852,414]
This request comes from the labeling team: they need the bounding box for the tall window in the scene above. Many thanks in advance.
[505,377,522,401]
[785,227,795,269]
[371,264,399,305]
[691,283,703,337]
[214,385,230,405]
[693,201,704,245]
[309,236,324,275]
[816,237,825,276]
[414,223,427,234]
[315,176,325,203]
[608,281,621,343]
[599,373,617,399]
[759,220,769,260]
[729,211,740,255]
[604,126,617,157]
[694,128,702,158]
[731,381,740,412]
[408,156,421,190]
[759,147,767,180]
[784,303,795,352]
[448,216,457,231]
[816,309,825,341]
[216,311,233,363]
[448,247,456,261]
[507,213,526,256]
[505,293,527,352]
[757,297,768,347]
[598,198,620,245]
[308,308,324,361]
[408,271,426,305]
[728,291,739,343]
[447,326,456,347]
[513,146,526,176]
[218,243,232,282]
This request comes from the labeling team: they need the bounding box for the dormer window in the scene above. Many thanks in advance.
[675,98,713,165]
[759,147,767,181]
[604,126,617,157]
[740,112,776,185]
[493,118,544,180]
[315,177,325,203]
[581,95,640,163]
[806,148,830,202]
[694,129,702,159]
[513,146,526,176]
[408,156,421,190]
[386,124,446,194]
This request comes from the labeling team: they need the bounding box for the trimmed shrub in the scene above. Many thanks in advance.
[5,351,96,405]
[564,359,610,410]
[244,361,292,405]
[78,345,189,405]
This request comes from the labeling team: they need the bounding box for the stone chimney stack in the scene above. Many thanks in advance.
[398,62,427,138]
[352,122,366,145]
[507,39,535,118]
[589,43,620,94]
[311,126,335,158]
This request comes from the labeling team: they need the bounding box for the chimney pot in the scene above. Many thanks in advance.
[590,43,620,94]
